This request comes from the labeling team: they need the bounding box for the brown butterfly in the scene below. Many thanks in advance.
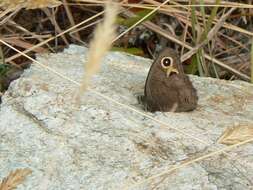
[138,48,198,112]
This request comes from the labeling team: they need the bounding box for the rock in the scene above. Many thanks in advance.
[0,44,252,190]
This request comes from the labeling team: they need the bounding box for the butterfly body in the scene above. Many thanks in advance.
[139,48,198,112]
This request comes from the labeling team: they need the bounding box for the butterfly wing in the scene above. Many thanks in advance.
[140,48,198,112]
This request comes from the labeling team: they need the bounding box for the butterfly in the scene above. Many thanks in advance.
[138,48,198,112]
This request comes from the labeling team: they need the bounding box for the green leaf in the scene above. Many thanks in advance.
[111,47,144,56]
[185,55,198,74]
[117,9,156,27]
[0,45,12,76]
[0,64,11,76]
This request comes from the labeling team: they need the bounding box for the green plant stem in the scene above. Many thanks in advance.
[190,0,197,41]
[189,0,201,75]
[201,0,221,41]
[0,44,4,65]
[199,0,207,38]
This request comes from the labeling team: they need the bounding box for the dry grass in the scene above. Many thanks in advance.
[1,0,252,81]
[0,0,62,9]
[0,168,32,190]
[218,124,253,145]
[78,0,118,96]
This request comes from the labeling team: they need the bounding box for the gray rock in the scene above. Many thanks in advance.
[0,44,252,190]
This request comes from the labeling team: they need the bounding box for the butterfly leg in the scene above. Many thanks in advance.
[137,95,157,112]
[137,95,149,111]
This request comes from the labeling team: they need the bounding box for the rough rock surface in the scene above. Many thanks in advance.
[0,45,252,190]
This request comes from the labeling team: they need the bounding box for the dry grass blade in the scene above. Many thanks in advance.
[62,0,81,41]
[78,0,118,95]
[218,124,253,145]
[26,0,62,9]
[3,38,47,53]
[0,168,32,190]
[42,8,69,45]
[0,8,21,26]
[0,0,61,9]
[74,0,253,9]
[0,0,24,9]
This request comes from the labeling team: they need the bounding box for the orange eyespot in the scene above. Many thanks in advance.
[161,57,173,68]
